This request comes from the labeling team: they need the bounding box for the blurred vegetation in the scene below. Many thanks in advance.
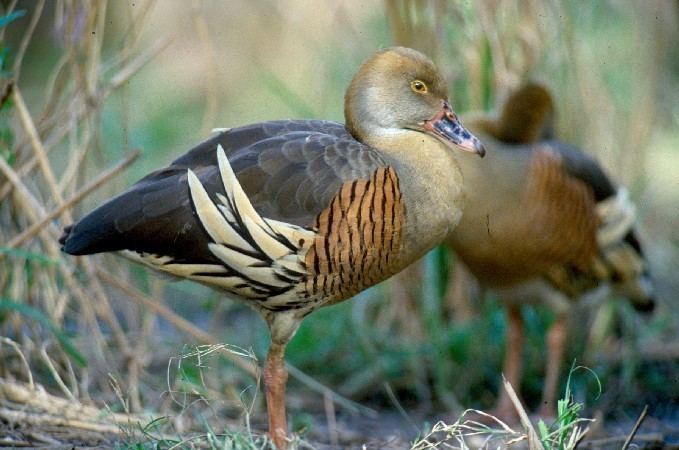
[1,0,678,446]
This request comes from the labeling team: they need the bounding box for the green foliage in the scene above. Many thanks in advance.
[0,10,22,159]
[0,247,60,266]
[480,38,494,112]
[536,363,598,450]
[0,9,25,29]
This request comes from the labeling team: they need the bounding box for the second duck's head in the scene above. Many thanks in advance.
[345,46,485,157]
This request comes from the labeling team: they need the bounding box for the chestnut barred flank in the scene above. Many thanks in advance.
[305,166,405,301]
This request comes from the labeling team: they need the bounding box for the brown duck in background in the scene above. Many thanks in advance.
[446,83,654,419]
[60,47,485,449]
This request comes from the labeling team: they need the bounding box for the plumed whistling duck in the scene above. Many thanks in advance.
[446,83,654,419]
[60,47,485,449]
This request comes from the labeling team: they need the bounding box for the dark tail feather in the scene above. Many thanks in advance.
[58,225,72,247]
[624,268,655,313]
[612,255,655,314]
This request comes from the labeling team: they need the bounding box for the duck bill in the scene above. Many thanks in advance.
[424,102,486,157]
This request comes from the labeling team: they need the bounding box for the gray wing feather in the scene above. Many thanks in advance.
[61,120,386,261]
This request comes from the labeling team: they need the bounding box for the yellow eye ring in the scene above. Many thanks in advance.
[410,80,428,94]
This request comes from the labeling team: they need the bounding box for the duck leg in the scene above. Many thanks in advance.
[495,305,524,421]
[265,341,289,449]
[539,312,568,418]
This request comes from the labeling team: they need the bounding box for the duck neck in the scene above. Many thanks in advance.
[365,129,466,264]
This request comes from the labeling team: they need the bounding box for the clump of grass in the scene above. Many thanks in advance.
[115,415,279,450]
[535,364,598,450]
[113,344,320,450]
[411,364,596,450]
[410,411,523,450]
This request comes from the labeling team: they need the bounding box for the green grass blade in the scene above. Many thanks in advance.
[0,10,26,28]
[0,247,60,265]
[0,298,87,367]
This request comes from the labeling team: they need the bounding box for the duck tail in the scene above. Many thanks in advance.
[596,188,655,312]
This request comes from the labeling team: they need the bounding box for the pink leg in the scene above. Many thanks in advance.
[445,262,476,323]
[539,313,568,418]
[264,342,289,450]
[494,305,524,421]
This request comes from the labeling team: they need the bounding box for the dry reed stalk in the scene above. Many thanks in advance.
[0,337,34,389]
[10,0,45,81]
[0,377,145,432]
[94,267,374,416]
[1,158,129,368]
[14,60,71,224]
[501,377,541,450]
[0,152,50,223]
[58,117,94,197]
[39,344,77,401]
[0,408,122,434]
[5,150,140,248]
[80,261,133,354]
[94,268,259,374]
[191,0,220,136]
[0,36,170,203]
[0,2,160,404]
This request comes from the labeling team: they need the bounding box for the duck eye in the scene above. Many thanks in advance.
[410,80,428,94]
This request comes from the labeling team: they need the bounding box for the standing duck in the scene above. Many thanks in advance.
[446,83,654,419]
[60,47,485,449]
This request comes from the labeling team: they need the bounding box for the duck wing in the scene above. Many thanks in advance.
[60,120,387,265]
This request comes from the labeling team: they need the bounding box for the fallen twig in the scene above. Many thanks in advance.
[621,405,649,450]
[502,376,542,450]
[0,378,142,431]
[579,432,664,449]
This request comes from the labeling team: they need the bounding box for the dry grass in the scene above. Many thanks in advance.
[1,1,171,408]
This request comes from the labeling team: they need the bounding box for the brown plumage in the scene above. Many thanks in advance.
[454,145,599,288]
[60,47,485,449]
[304,167,406,301]
[447,83,654,419]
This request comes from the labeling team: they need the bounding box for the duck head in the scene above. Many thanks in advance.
[495,83,555,144]
[344,47,485,157]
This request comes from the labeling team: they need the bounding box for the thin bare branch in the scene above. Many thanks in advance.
[107,35,173,91]
[621,405,649,450]
[6,150,140,248]
[95,268,259,378]
[12,86,70,220]
[502,376,542,450]
[11,0,45,81]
